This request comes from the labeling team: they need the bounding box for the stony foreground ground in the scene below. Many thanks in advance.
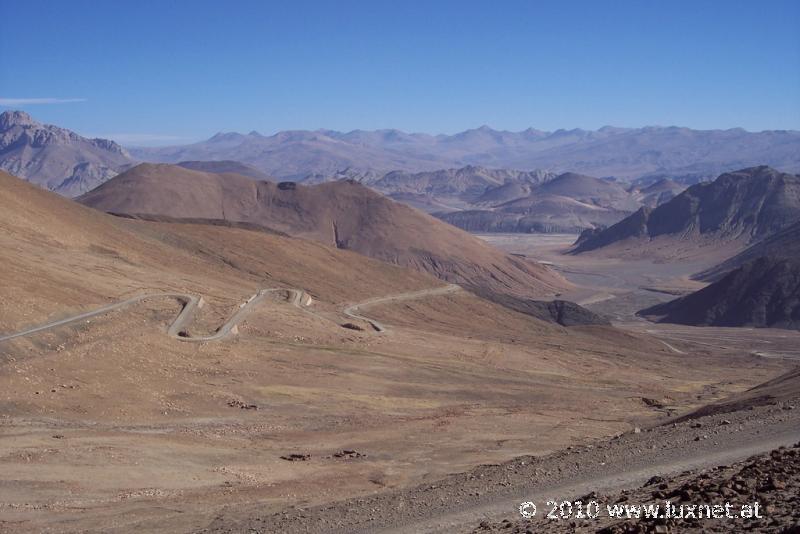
[473,441,800,533]
[201,399,800,533]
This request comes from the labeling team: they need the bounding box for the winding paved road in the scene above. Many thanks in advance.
[0,284,461,344]
[0,288,312,344]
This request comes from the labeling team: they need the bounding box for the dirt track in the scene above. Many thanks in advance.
[343,284,462,332]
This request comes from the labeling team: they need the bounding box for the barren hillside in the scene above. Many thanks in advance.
[78,163,569,299]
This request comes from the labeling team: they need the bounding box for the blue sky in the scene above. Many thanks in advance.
[1,0,799,145]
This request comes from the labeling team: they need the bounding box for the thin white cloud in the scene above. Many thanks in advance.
[0,97,87,106]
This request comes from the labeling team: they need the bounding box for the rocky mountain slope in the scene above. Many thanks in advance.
[639,257,800,330]
[78,163,569,301]
[699,221,800,281]
[0,110,135,196]
[573,166,800,255]
[131,125,800,182]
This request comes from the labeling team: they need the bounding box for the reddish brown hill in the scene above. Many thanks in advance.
[78,163,568,299]
[176,159,274,181]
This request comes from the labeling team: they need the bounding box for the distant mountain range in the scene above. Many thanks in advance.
[0,111,135,196]
[131,124,800,183]
[4,110,800,218]
[0,108,683,233]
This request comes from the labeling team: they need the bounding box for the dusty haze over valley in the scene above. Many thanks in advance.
[2,1,800,533]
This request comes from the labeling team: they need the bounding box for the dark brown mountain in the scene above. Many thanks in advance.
[469,290,610,326]
[0,110,135,196]
[78,163,569,300]
[573,166,800,254]
[698,221,800,281]
[639,256,800,330]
